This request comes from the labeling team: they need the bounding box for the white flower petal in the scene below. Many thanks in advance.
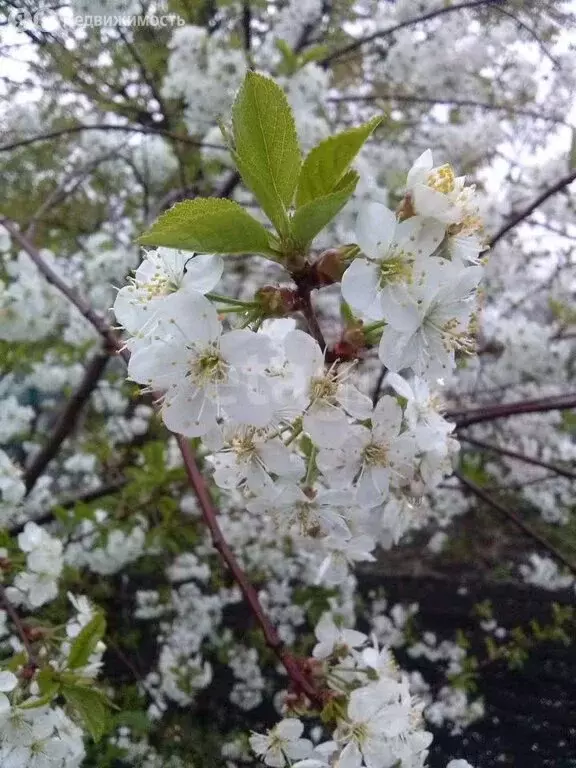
[356,202,397,260]
[378,327,420,372]
[284,330,324,377]
[162,389,217,437]
[304,405,349,448]
[372,395,402,438]
[406,149,433,189]
[380,285,421,332]
[395,216,445,259]
[181,253,223,294]
[0,671,17,692]
[385,372,413,400]
[276,718,304,740]
[220,329,273,366]
[341,259,381,318]
[337,383,373,421]
[413,184,460,224]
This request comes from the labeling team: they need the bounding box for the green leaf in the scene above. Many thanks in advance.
[275,39,298,75]
[333,168,360,193]
[36,666,59,697]
[232,71,301,235]
[62,685,111,742]
[67,613,106,670]
[115,710,151,733]
[290,172,359,246]
[20,688,60,709]
[138,198,274,255]
[297,44,330,68]
[296,117,382,207]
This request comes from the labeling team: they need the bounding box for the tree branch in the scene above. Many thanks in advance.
[489,169,576,248]
[0,219,129,364]
[372,366,387,407]
[177,437,323,706]
[24,148,128,240]
[23,349,110,495]
[453,469,576,577]
[0,584,39,665]
[448,393,576,428]
[328,93,565,124]
[242,0,252,52]
[0,219,323,704]
[320,0,506,65]
[295,279,327,352]
[492,5,560,69]
[460,435,576,481]
[0,124,226,155]
[10,480,128,537]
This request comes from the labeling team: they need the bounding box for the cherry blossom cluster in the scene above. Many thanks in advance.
[342,150,484,379]
[0,592,104,767]
[4,523,63,609]
[111,148,486,766]
[250,613,473,768]
[114,151,484,593]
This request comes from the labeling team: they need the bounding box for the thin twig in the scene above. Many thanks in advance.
[328,93,566,125]
[460,435,576,482]
[0,124,226,155]
[320,0,505,65]
[10,480,128,536]
[242,0,252,52]
[489,170,576,248]
[454,469,576,577]
[295,279,326,351]
[492,5,560,69]
[24,349,111,495]
[214,171,241,199]
[448,393,576,428]
[0,219,129,363]
[25,148,130,239]
[372,366,387,407]
[0,583,38,665]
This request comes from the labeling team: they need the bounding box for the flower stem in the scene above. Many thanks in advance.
[206,292,257,307]
[305,445,317,486]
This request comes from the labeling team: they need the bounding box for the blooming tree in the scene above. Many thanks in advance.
[0,1,574,766]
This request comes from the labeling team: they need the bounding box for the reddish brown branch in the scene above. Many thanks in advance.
[294,278,327,352]
[449,393,576,428]
[454,469,576,577]
[1,219,323,704]
[177,437,323,706]
[460,435,576,482]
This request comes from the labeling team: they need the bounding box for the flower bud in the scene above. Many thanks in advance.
[314,245,359,286]
[256,286,299,317]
